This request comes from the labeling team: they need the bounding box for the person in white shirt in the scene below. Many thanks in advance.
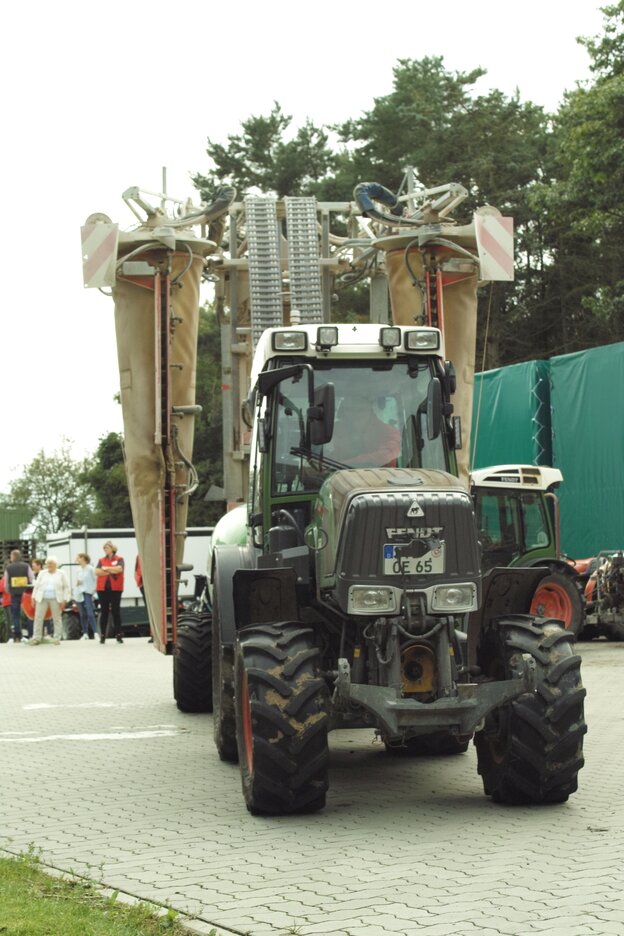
[75,552,98,640]
[31,556,71,645]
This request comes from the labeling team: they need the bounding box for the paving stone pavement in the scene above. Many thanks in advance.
[0,637,622,936]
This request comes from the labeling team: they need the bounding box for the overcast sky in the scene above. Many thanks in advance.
[1,0,607,495]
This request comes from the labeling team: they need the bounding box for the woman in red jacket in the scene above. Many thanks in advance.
[96,541,125,644]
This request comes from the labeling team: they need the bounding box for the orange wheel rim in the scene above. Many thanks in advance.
[531,584,574,628]
[241,672,253,771]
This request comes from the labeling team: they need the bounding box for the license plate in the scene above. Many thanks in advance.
[383,543,445,575]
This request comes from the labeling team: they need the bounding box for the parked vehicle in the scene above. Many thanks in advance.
[572,551,624,641]
[471,465,584,637]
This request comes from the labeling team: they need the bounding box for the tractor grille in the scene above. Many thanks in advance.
[334,487,481,610]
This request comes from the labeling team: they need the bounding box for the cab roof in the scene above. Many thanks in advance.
[470,464,563,491]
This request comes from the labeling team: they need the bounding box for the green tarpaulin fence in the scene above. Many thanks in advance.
[471,360,551,468]
[472,342,624,557]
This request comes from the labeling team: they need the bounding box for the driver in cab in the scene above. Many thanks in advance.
[330,395,400,468]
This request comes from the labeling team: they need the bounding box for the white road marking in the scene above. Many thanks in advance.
[0,727,184,742]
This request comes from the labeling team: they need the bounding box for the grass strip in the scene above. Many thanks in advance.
[0,847,217,935]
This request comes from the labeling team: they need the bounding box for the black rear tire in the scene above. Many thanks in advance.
[475,615,586,804]
[211,590,238,762]
[173,612,213,713]
[235,622,329,815]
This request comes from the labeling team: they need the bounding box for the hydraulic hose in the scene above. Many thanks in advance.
[354,181,421,227]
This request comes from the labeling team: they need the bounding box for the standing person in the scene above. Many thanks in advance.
[31,556,71,645]
[0,577,12,642]
[22,559,52,639]
[75,552,98,640]
[28,559,51,637]
[96,541,125,644]
[3,549,33,644]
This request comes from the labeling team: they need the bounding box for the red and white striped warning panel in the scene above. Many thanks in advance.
[81,222,119,288]
[475,214,514,282]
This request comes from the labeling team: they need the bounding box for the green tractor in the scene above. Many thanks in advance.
[193,322,586,814]
[89,176,586,816]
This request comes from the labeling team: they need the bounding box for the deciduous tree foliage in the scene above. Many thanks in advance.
[1,441,94,540]
[193,103,336,199]
[531,0,624,352]
[82,432,133,528]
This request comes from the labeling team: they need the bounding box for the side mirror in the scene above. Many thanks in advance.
[307,383,335,446]
[426,377,442,440]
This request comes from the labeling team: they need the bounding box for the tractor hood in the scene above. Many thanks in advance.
[311,467,480,613]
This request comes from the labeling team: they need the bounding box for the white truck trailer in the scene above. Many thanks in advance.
[45,527,212,637]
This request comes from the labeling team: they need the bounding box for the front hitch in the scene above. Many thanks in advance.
[333,651,536,737]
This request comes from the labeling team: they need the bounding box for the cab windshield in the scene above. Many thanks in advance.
[273,359,449,494]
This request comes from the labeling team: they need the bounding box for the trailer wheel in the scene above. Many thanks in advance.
[62,611,82,641]
[475,616,586,804]
[212,591,238,762]
[577,624,599,641]
[385,732,471,756]
[173,612,213,713]
[604,618,624,641]
[235,622,329,815]
[530,574,584,637]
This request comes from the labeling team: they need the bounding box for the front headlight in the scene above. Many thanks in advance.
[348,585,397,615]
[431,583,477,612]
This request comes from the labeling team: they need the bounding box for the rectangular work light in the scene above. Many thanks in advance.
[379,327,401,350]
[272,331,308,352]
[316,326,339,349]
[405,329,440,351]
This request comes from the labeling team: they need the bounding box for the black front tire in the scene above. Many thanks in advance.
[173,612,213,713]
[475,615,586,804]
[235,623,329,815]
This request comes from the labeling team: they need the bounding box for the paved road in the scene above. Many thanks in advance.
[1,637,623,936]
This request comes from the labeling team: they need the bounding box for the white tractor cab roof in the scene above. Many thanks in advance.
[470,464,563,492]
[249,323,444,389]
